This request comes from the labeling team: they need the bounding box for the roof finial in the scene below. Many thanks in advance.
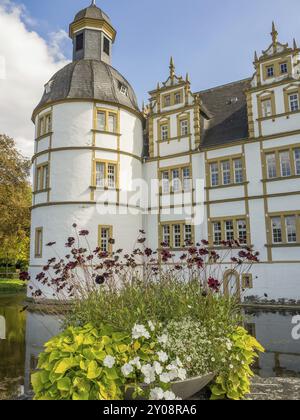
[186,72,190,83]
[169,56,175,80]
[271,21,278,47]
[293,38,298,49]
[254,51,258,62]
[91,0,96,6]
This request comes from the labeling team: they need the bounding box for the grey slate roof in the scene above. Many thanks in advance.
[74,4,111,24]
[34,59,140,116]
[198,78,251,147]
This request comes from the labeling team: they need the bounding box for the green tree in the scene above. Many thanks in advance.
[0,135,31,275]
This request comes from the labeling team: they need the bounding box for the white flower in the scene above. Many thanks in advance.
[160,373,171,383]
[164,391,176,400]
[141,364,156,384]
[175,357,183,368]
[153,361,163,375]
[226,341,233,351]
[148,321,155,332]
[211,357,215,362]
[150,387,164,400]
[121,363,134,377]
[130,357,141,369]
[132,324,150,340]
[157,351,168,363]
[229,364,234,369]
[186,356,192,363]
[177,368,187,381]
[157,334,168,345]
[103,355,115,369]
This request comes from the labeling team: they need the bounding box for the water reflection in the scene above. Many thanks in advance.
[245,309,300,378]
[0,294,300,399]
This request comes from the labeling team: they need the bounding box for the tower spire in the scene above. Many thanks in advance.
[91,0,96,5]
[169,56,175,80]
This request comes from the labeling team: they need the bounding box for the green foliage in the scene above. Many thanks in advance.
[32,323,171,401]
[0,279,27,293]
[0,135,31,268]
[66,278,241,335]
[210,327,265,400]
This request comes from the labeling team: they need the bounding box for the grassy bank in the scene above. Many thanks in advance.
[0,279,27,294]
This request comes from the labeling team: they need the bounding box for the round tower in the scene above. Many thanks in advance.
[29,2,144,297]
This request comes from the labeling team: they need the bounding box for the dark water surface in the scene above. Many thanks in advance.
[0,294,299,398]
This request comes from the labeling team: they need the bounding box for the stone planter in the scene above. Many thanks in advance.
[171,372,215,400]
[126,372,215,400]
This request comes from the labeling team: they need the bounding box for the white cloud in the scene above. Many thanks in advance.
[0,0,69,158]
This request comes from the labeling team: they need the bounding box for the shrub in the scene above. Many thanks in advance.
[210,327,264,400]
[32,322,187,401]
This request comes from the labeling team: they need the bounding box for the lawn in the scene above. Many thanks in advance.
[0,279,27,294]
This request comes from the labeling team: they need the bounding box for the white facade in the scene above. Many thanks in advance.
[29,15,300,302]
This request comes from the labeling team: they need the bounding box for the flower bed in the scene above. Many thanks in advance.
[26,226,264,400]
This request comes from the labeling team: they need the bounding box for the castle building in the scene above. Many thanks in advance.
[30,3,300,301]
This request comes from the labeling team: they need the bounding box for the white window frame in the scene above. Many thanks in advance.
[289,93,299,112]
[279,151,292,177]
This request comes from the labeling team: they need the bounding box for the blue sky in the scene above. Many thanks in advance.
[10,0,300,102]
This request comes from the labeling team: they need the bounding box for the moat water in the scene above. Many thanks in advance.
[0,293,299,398]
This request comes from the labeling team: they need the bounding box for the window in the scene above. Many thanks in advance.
[96,109,118,133]
[119,83,128,96]
[184,225,193,245]
[213,222,222,245]
[211,218,249,246]
[173,224,182,248]
[76,33,84,52]
[221,161,231,185]
[271,217,282,243]
[35,164,49,192]
[164,95,171,107]
[210,163,219,187]
[97,112,106,131]
[95,161,117,189]
[161,124,169,141]
[161,222,194,249]
[103,37,110,56]
[266,153,277,179]
[280,62,288,74]
[172,169,180,193]
[225,220,234,241]
[37,112,52,137]
[182,167,191,191]
[267,66,274,78]
[98,226,113,253]
[175,92,181,104]
[289,93,299,112]
[107,164,116,188]
[108,113,117,133]
[180,119,189,136]
[161,171,170,194]
[294,149,300,175]
[279,151,291,177]
[35,228,43,258]
[161,166,192,194]
[162,225,171,247]
[261,99,272,118]
[237,220,247,244]
[286,216,297,243]
[234,159,243,184]
[96,162,105,188]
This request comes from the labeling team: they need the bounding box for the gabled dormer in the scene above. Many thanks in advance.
[146,58,200,158]
[252,22,300,88]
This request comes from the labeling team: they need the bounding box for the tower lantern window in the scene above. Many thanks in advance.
[76,33,84,51]
[103,36,110,56]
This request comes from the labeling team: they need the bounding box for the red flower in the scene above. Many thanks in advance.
[208,277,221,292]
[19,272,30,281]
